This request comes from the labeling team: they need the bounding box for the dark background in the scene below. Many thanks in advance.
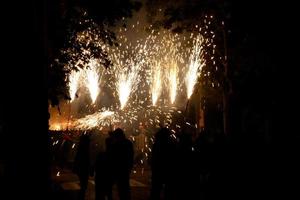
[0,0,298,199]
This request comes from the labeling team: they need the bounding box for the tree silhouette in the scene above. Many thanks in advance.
[144,0,284,140]
[145,0,230,135]
[47,0,142,106]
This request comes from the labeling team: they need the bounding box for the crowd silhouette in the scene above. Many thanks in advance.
[150,127,177,200]
[70,125,267,200]
[73,132,92,200]
[74,128,134,200]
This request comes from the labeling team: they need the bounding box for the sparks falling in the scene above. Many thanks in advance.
[85,59,101,104]
[153,32,181,106]
[151,61,162,106]
[74,110,115,130]
[168,60,178,104]
[117,67,139,109]
[69,70,81,102]
[52,17,216,135]
[185,34,205,99]
[109,24,149,110]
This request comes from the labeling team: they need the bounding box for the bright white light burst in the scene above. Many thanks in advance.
[74,110,115,130]
[151,61,162,106]
[185,34,205,99]
[85,59,101,104]
[69,70,81,102]
[168,60,178,104]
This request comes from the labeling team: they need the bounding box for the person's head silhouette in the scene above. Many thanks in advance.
[79,131,90,147]
[114,128,125,139]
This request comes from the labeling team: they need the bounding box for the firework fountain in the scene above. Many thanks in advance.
[150,60,162,106]
[85,59,101,104]
[185,34,205,99]
[49,12,222,181]
[167,56,179,105]
[68,69,82,102]
[51,19,212,133]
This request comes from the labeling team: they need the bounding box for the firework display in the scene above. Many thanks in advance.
[50,17,217,133]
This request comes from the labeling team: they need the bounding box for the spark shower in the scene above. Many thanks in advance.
[50,16,217,131]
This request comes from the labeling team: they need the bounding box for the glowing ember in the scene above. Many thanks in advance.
[74,110,115,129]
[50,123,62,131]
[185,34,205,99]
[101,110,115,118]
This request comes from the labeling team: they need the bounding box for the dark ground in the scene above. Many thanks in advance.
[50,165,150,200]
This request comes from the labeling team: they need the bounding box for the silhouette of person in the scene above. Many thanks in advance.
[176,132,198,200]
[107,128,134,200]
[95,151,112,200]
[150,127,177,200]
[73,132,91,200]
